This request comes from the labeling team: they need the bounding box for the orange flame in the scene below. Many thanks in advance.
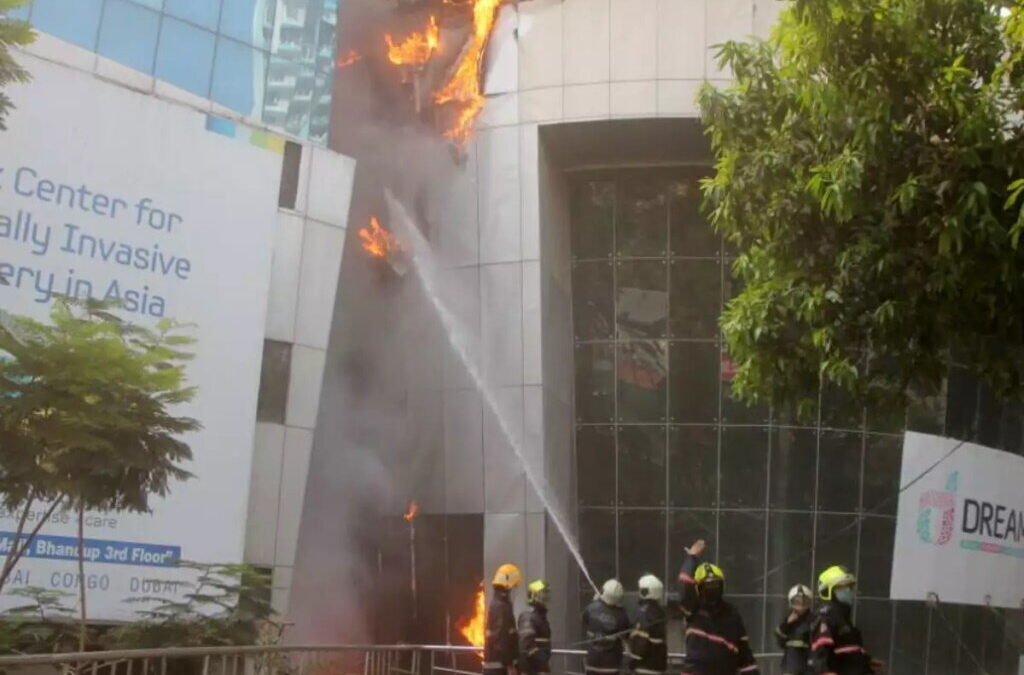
[457,584,486,652]
[386,15,440,66]
[434,0,502,147]
[403,501,419,522]
[336,49,362,69]
[359,216,403,259]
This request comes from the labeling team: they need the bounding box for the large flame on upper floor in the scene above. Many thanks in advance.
[457,584,486,654]
[386,15,440,66]
[434,0,502,147]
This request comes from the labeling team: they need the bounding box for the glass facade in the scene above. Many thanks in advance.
[12,0,336,144]
[571,168,1024,674]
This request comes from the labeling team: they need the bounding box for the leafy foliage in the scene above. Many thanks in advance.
[699,0,1024,415]
[0,564,278,654]
[0,299,199,590]
[0,587,79,654]
[0,0,34,130]
[109,563,276,648]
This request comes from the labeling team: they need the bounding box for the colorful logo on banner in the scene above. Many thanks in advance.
[917,472,958,546]
[916,470,1024,558]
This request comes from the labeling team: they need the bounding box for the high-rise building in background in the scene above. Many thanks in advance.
[12,0,337,144]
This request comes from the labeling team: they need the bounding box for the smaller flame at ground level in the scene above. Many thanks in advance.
[336,49,362,69]
[359,216,403,260]
[386,15,440,66]
[457,583,486,653]
[403,501,419,522]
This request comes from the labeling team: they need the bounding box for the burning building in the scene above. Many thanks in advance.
[280,1,1024,673]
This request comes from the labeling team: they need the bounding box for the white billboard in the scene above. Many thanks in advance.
[0,56,280,619]
[891,432,1024,610]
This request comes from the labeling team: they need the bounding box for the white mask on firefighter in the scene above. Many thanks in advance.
[834,586,855,605]
[601,579,624,606]
[638,574,664,604]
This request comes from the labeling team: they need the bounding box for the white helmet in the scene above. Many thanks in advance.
[600,579,624,606]
[788,584,812,608]
[638,574,664,604]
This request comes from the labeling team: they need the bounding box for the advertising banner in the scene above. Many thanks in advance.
[891,432,1024,610]
[0,56,280,619]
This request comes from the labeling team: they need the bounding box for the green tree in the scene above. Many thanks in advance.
[699,0,1024,416]
[0,0,34,129]
[0,587,80,654]
[0,563,277,656]
[109,562,277,649]
[0,299,199,648]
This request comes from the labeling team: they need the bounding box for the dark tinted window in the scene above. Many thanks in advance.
[668,425,718,508]
[278,141,301,209]
[257,339,291,423]
[618,425,667,506]
[577,425,616,507]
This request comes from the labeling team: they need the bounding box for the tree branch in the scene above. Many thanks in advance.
[0,496,65,592]
[0,493,34,592]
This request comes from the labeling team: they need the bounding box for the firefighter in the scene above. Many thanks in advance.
[810,566,884,675]
[485,564,522,675]
[518,579,552,675]
[775,584,813,675]
[677,539,760,675]
[628,574,667,675]
[583,579,631,675]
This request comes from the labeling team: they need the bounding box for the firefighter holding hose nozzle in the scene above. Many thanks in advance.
[583,579,631,675]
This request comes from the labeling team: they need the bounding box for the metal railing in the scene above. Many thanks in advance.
[0,644,784,675]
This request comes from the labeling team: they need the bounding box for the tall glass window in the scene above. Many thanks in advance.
[570,169,1024,673]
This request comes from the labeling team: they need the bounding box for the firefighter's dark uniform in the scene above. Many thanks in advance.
[583,598,631,674]
[485,588,518,675]
[809,601,875,675]
[677,553,760,675]
[518,602,552,675]
[628,599,667,675]
[775,611,813,675]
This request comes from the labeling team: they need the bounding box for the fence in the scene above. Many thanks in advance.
[0,644,784,675]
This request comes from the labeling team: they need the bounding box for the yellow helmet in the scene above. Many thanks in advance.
[694,562,725,585]
[817,565,856,600]
[493,563,522,590]
[527,579,550,605]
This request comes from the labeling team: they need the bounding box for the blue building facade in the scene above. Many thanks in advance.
[11,0,337,144]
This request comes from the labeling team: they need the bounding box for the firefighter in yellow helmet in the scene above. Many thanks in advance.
[517,579,552,675]
[677,540,760,675]
[809,566,884,675]
[485,564,522,675]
